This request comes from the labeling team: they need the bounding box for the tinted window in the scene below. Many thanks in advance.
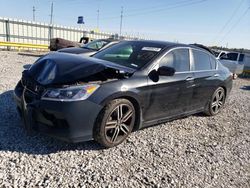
[159,49,190,72]
[96,44,133,63]
[83,40,109,50]
[94,41,164,69]
[210,56,217,69]
[220,52,238,61]
[239,54,245,62]
[193,50,212,71]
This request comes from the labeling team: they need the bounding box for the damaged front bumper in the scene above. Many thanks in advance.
[14,81,103,143]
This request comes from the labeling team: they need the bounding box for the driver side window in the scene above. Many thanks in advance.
[159,49,190,72]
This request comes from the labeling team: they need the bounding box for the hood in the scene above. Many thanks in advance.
[58,47,96,54]
[27,52,135,86]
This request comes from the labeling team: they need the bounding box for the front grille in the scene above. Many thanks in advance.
[24,89,39,103]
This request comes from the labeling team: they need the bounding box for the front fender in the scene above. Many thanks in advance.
[99,91,142,106]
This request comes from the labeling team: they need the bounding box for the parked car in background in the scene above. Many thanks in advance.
[242,53,250,75]
[49,38,82,51]
[216,51,245,78]
[49,36,91,51]
[14,40,232,148]
[58,39,120,56]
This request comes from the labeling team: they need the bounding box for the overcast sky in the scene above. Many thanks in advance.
[0,0,250,49]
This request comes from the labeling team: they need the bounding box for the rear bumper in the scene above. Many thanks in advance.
[14,82,103,143]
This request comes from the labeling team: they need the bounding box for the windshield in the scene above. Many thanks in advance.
[93,41,165,69]
[82,39,109,50]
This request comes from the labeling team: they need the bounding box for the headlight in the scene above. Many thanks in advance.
[41,84,100,101]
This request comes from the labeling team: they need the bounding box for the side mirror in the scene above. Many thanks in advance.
[157,66,175,76]
[148,66,175,82]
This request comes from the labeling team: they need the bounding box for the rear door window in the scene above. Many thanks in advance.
[193,50,212,71]
[159,48,190,72]
[210,56,217,69]
[239,54,245,62]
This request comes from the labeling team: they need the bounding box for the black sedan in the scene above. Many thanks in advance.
[14,40,232,148]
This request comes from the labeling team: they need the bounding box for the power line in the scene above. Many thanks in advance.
[124,0,207,17]
[86,0,207,21]
[219,7,250,45]
[211,0,245,44]
[119,0,194,14]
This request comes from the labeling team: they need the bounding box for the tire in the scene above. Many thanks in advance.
[204,87,226,116]
[93,99,136,148]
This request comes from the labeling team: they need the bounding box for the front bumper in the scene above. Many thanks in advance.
[14,81,103,143]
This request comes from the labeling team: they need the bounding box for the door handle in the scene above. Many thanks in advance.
[213,74,220,77]
[186,77,194,81]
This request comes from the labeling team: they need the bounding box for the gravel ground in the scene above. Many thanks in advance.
[0,51,249,188]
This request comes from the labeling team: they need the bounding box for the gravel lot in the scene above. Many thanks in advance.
[0,51,249,187]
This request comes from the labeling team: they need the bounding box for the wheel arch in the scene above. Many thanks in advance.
[99,92,142,131]
[219,85,227,98]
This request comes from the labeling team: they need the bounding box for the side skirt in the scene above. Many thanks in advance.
[140,108,204,129]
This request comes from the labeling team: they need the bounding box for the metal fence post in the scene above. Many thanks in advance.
[5,20,10,50]
[48,25,53,44]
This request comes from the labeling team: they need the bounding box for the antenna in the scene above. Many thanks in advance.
[32,6,36,21]
[119,6,123,36]
[49,2,54,25]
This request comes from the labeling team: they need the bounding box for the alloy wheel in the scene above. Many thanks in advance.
[211,88,225,114]
[105,104,135,144]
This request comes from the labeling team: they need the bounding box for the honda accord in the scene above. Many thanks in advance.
[14,40,232,148]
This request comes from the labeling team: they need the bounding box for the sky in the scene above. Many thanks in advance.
[0,0,250,49]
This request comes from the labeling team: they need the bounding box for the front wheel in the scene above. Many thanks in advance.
[204,87,226,116]
[94,99,136,148]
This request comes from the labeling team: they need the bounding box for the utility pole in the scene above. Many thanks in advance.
[119,6,123,36]
[32,6,36,21]
[49,2,54,41]
[97,9,100,29]
[49,2,54,25]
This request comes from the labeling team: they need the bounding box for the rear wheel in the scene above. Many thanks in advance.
[205,87,225,116]
[94,99,136,148]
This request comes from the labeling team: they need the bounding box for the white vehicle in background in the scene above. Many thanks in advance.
[216,51,245,79]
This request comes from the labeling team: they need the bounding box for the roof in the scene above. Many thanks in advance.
[126,40,205,50]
